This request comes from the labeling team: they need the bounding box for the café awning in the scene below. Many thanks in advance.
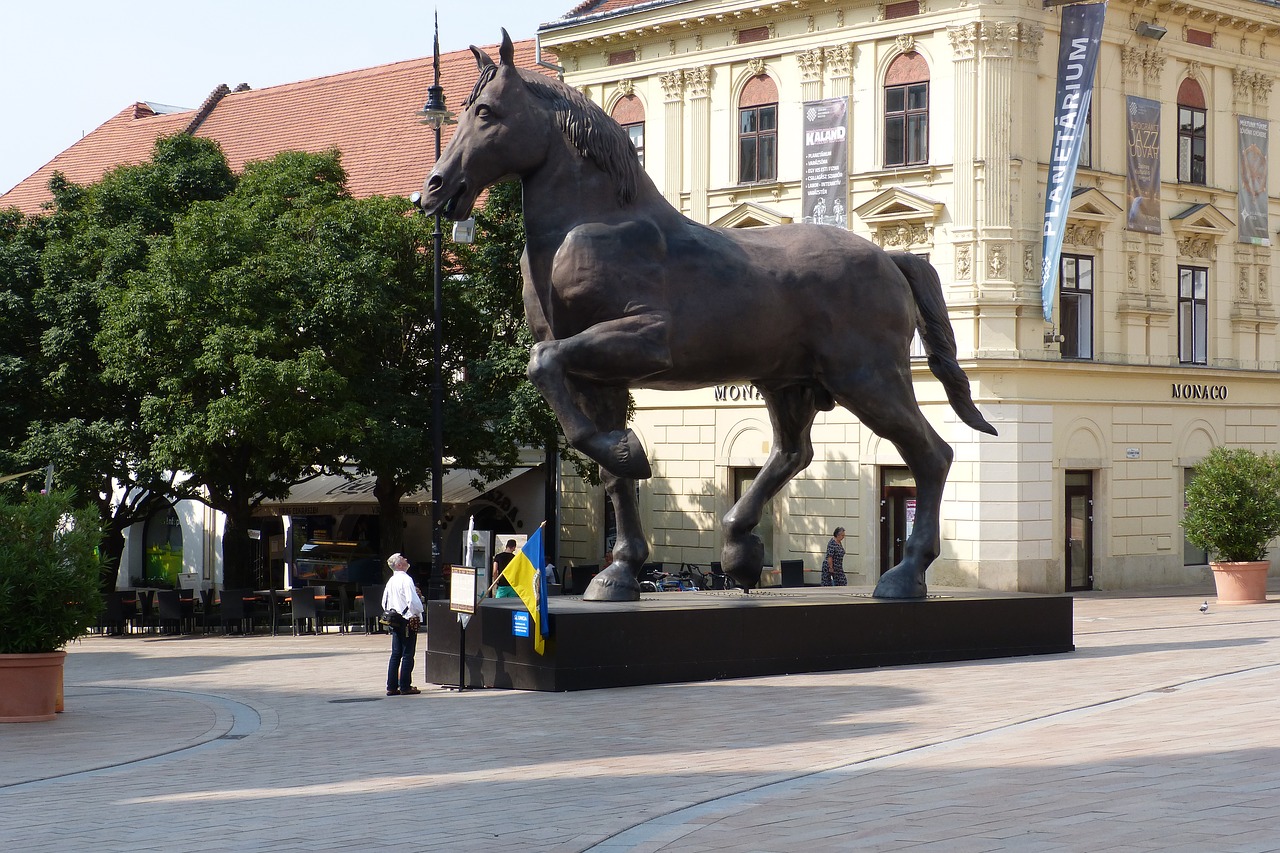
[256,467,534,517]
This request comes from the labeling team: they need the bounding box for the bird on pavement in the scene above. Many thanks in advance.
[1200,600,1209,613]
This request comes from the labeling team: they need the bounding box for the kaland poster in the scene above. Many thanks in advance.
[802,97,849,227]
[1126,96,1162,234]
[1238,116,1270,246]
[1039,1,1106,323]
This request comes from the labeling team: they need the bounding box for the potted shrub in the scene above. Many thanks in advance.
[0,490,103,722]
[1182,447,1280,605]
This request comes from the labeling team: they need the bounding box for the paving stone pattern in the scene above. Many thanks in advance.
[2,586,1279,852]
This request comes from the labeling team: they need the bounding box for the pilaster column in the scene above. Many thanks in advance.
[660,70,685,206]
[685,66,712,223]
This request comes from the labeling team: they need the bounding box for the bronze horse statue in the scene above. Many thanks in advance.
[418,31,997,601]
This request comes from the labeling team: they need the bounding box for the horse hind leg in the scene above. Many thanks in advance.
[830,376,952,600]
[721,384,819,589]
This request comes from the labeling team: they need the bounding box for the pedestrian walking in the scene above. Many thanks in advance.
[822,527,848,586]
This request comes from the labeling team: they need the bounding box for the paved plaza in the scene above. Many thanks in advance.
[3,585,1280,852]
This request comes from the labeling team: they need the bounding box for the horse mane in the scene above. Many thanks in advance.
[466,64,640,207]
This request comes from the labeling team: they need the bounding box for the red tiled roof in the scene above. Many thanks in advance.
[1,39,555,216]
[0,104,192,214]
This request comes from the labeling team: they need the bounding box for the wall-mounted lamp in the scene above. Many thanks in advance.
[1044,329,1066,345]
[1135,21,1167,40]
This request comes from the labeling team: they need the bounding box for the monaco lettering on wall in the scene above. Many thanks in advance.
[1172,383,1228,400]
[714,384,766,402]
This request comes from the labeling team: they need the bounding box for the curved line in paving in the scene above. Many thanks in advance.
[0,686,262,792]
[585,662,1280,852]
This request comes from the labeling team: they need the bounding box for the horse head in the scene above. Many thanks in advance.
[417,29,552,220]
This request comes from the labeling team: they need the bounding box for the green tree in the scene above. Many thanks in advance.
[21,136,235,585]
[98,150,363,589]
[0,208,45,487]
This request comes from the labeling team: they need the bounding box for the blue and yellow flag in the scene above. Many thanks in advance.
[504,524,550,654]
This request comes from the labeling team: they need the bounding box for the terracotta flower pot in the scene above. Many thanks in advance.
[0,651,67,723]
[1210,561,1271,605]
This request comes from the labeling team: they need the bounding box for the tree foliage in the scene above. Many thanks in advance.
[1182,447,1280,562]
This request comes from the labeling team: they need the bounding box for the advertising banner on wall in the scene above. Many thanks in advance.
[1238,116,1270,245]
[802,97,849,227]
[1125,95,1162,234]
[1039,1,1106,323]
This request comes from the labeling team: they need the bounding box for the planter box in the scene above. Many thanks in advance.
[0,651,67,723]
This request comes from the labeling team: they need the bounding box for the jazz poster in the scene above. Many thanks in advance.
[1126,96,1162,234]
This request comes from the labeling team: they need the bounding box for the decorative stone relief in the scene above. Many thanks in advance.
[797,47,824,81]
[826,43,854,77]
[1149,257,1162,292]
[1239,266,1251,298]
[957,245,972,279]
[746,57,766,77]
[836,9,844,27]
[1127,255,1140,290]
[1122,45,1165,84]
[1260,267,1270,301]
[669,39,677,55]
[807,15,815,33]
[979,20,1019,59]
[1176,236,1214,259]
[896,34,916,55]
[695,35,703,51]
[616,79,635,97]
[1064,223,1099,247]
[1023,245,1034,278]
[685,66,711,98]
[948,23,978,60]
[875,223,934,249]
[989,245,1007,279]
[660,69,684,102]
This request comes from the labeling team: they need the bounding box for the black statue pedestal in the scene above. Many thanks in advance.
[425,587,1074,692]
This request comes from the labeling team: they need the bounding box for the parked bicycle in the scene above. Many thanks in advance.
[639,564,699,593]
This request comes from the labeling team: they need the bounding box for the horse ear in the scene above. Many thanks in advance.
[470,44,495,69]
[499,29,514,65]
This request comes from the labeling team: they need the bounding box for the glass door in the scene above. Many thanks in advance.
[1065,471,1094,591]
[880,467,917,576]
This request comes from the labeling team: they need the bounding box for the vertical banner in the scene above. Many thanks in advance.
[1040,2,1107,322]
[802,97,849,227]
[1238,116,1270,246]
[1125,96,1162,234]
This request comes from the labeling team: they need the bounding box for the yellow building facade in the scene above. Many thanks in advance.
[541,0,1279,591]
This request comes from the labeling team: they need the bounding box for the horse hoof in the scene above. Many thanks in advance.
[583,566,641,602]
[721,536,764,590]
[872,565,928,600]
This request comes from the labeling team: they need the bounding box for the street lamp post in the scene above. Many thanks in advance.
[418,15,455,597]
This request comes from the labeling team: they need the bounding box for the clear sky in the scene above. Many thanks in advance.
[0,0,572,195]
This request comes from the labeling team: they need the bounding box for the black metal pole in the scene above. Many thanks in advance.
[431,123,444,597]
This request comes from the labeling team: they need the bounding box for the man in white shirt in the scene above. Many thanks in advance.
[381,553,425,696]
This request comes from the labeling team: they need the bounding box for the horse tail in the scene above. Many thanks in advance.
[891,252,998,436]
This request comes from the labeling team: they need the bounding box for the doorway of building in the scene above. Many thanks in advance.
[880,467,917,576]
[1065,470,1094,591]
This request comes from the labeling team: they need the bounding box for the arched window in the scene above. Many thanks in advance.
[884,52,929,167]
[738,74,778,183]
[1177,78,1207,185]
[611,95,645,167]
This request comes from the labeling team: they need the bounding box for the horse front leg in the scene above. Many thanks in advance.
[722,385,819,589]
[574,386,647,602]
[526,315,671,481]
[585,466,648,601]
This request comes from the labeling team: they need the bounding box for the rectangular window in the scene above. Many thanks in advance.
[1183,468,1209,566]
[1060,254,1094,359]
[885,83,928,167]
[738,104,777,183]
[624,122,644,167]
[1178,106,1207,184]
[1178,265,1208,364]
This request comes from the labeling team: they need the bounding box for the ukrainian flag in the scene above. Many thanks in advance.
[504,524,550,654]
